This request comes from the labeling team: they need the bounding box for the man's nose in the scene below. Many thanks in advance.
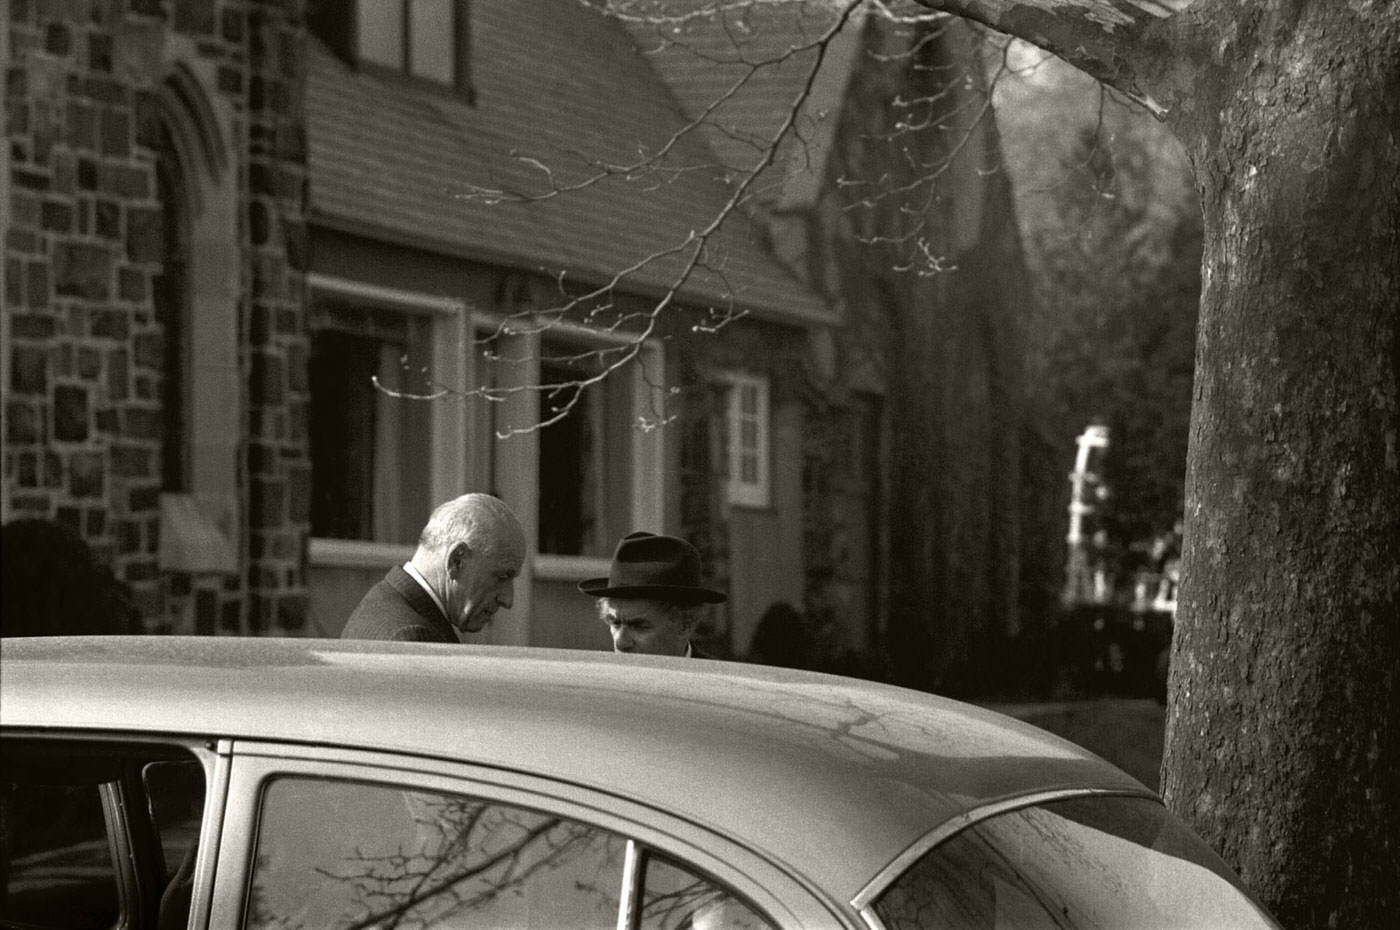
[498,580,514,609]
[613,628,633,651]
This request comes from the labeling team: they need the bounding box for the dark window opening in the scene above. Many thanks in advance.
[309,330,384,541]
[0,781,120,928]
[537,362,594,556]
[156,127,191,493]
[0,740,207,930]
[307,304,433,546]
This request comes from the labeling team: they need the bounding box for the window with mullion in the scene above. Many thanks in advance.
[357,0,457,85]
[723,373,771,509]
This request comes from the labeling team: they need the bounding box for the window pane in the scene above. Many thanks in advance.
[358,0,404,68]
[308,303,434,546]
[725,374,769,507]
[144,759,206,878]
[1,743,208,930]
[740,419,758,449]
[143,759,207,930]
[538,360,608,557]
[640,854,774,930]
[875,797,1278,930]
[247,777,625,930]
[410,0,455,83]
[309,331,383,541]
[0,783,120,929]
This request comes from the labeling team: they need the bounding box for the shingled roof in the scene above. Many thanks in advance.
[617,0,863,194]
[305,0,833,327]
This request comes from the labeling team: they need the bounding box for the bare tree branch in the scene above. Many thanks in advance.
[911,0,1173,117]
[377,0,866,435]
[378,0,1167,437]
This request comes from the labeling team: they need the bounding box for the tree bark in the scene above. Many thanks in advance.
[1153,3,1400,927]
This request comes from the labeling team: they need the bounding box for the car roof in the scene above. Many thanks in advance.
[0,636,1149,903]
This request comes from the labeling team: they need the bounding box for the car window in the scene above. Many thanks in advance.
[143,758,208,927]
[640,853,775,930]
[874,796,1280,930]
[144,760,207,874]
[0,740,208,930]
[245,776,627,929]
[0,780,121,930]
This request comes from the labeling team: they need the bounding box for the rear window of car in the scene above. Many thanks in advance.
[874,795,1279,930]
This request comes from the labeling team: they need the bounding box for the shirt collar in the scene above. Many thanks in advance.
[402,561,449,622]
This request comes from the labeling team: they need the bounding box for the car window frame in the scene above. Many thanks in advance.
[850,787,1159,930]
[0,730,228,930]
[211,740,853,930]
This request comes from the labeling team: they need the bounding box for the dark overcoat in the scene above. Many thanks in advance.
[341,565,457,643]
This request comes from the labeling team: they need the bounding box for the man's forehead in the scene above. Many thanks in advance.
[604,602,667,622]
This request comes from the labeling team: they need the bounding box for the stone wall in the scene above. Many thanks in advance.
[242,1,311,634]
[3,0,309,635]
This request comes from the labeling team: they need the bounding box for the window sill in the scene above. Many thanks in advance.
[726,499,775,513]
[533,554,611,583]
[309,538,414,569]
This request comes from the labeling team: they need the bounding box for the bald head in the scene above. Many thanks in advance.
[412,494,525,633]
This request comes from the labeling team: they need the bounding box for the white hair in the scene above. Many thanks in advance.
[597,596,704,629]
[417,493,522,557]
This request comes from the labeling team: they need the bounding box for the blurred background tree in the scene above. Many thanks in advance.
[997,49,1199,549]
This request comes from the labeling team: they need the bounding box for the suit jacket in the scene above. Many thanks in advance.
[341,565,458,643]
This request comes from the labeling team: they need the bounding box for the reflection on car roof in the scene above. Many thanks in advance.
[0,635,1149,901]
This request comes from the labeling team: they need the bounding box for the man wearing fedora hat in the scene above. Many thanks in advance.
[580,532,727,657]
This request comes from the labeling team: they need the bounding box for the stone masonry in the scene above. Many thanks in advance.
[3,0,309,635]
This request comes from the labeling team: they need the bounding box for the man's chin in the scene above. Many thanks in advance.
[462,613,494,633]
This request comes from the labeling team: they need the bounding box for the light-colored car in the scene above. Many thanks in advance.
[0,636,1279,930]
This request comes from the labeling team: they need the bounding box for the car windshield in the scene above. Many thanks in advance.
[874,795,1280,930]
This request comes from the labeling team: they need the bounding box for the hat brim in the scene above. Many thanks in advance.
[578,577,727,604]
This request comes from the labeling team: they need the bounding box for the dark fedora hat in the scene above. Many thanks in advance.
[578,532,727,603]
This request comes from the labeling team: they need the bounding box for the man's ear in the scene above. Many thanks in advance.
[447,542,472,577]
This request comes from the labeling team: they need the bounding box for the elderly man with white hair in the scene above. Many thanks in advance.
[341,493,525,643]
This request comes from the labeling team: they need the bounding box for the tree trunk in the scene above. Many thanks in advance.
[1159,4,1400,927]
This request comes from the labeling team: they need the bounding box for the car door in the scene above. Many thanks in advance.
[207,742,854,930]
